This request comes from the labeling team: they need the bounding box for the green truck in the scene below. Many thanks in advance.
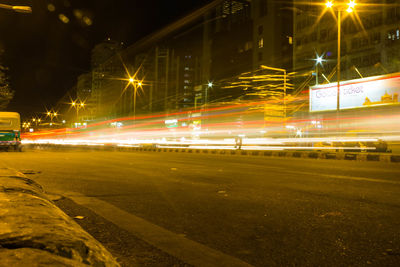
[0,112,21,151]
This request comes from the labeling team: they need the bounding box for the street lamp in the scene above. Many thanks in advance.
[127,77,143,121]
[325,0,356,113]
[313,53,326,85]
[70,100,85,123]
[46,110,58,124]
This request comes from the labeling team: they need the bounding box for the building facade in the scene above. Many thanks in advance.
[83,0,294,121]
[293,0,400,89]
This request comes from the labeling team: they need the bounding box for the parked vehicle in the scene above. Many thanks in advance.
[0,112,22,151]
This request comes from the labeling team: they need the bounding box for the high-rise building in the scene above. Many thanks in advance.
[252,0,293,70]
[293,0,400,87]
[82,0,294,120]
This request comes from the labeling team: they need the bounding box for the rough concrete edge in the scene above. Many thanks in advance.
[0,168,121,267]
[26,144,400,163]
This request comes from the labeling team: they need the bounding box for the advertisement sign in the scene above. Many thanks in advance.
[310,73,400,111]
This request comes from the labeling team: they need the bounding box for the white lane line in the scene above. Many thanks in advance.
[59,191,253,267]
[283,170,400,185]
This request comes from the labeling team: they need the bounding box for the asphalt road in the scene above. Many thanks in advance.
[0,148,399,266]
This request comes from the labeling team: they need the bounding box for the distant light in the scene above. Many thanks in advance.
[208,82,213,88]
[47,4,56,12]
[137,82,142,86]
[346,7,353,13]
[129,78,134,83]
[29,128,34,133]
[326,1,333,8]
[62,120,66,124]
[12,6,32,14]
[165,119,178,124]
[73,9,83,19]
[58,14,70,24]
[348,0,356,9]
[316,56,323,64]
[83,16,92,26]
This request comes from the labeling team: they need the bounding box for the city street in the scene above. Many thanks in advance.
[0,149,399,266]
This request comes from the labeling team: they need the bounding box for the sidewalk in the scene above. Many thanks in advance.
[0,168,121,266]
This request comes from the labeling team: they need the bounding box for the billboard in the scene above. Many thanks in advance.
[310,73,400,112]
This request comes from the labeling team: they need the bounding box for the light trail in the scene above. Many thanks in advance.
[22,97,400,152]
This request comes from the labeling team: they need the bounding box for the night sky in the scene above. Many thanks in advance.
[0,0,211,118]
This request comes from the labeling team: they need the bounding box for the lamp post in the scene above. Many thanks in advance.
[127,77,143,122]
[325,0,356,113]
[205,81,213,108]
[71,100,85,123]
[46,111,58,124]
[313,54,325,85]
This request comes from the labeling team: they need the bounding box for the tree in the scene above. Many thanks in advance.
[0,50,14,110]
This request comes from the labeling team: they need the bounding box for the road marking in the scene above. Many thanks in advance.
[283,170,400,185]
[58,191,253,267]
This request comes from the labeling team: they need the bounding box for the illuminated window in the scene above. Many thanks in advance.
[258,38,264,48]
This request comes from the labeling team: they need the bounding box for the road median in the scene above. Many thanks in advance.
[25,144,400,163]
[0,168,120,266]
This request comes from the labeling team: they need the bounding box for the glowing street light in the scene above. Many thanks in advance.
[70,99,85,123]
[46,110,58,123]
[125,76,144,121]
[325,0,356,113]
[313,53,326,85]
[348,0,356,9]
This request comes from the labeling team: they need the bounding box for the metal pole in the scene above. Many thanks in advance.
[165,49,169,112]
[337,10,341,113]
[284,70,287,121]
[134,87,136,122]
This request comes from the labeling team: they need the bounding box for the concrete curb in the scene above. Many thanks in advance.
[0,168,120,267]
[26,144,400,163]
